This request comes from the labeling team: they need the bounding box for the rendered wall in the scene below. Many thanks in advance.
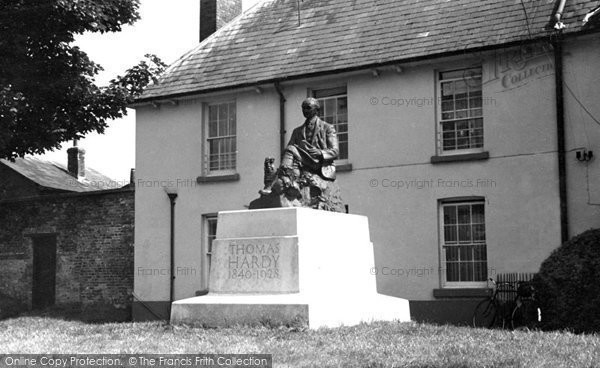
[135,45,573,319]
[563,33,600,237]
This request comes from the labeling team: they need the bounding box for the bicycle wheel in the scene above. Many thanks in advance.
[473,299,497,328]
[511,299,541,330]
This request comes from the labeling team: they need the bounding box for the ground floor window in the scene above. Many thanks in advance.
[440,200,487,287]
[202,215,218,289]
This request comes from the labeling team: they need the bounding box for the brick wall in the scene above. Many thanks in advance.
[0,188,134,320]
[200,0,242,42]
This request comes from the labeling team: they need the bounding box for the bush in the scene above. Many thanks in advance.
[0,292,25,320]
[532,228,600,333]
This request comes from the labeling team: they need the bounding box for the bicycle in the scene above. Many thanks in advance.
[472,278,542,329]
[510,281,542,330]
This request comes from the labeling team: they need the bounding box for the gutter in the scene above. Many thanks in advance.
[133,18,600,106]
[133,36,582,106]
[274,82,286,158]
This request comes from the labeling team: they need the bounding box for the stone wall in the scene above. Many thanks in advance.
[0,188,134,320]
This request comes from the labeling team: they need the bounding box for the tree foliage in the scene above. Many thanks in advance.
[0,0,167,159]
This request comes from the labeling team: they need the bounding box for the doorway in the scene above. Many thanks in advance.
[31,234,57,309]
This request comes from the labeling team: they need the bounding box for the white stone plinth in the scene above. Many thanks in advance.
[170,207,410,328]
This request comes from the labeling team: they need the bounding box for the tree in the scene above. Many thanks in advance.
[0,0,167,160]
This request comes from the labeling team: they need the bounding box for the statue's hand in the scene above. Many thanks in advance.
[307,147,322,158]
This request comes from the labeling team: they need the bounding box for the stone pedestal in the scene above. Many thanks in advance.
[170,208,410,328]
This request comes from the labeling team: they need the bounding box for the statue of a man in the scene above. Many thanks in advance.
[252,98,344,212]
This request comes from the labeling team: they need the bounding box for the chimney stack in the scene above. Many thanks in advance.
[200,0,242,43]
[67,140,85,179]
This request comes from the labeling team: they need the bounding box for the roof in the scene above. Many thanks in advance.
[0,157,122,192]
[139,0,600,102]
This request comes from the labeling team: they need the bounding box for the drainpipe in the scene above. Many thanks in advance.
[165,188,178,315]
[274,82,286,158]
[551,0,568,243]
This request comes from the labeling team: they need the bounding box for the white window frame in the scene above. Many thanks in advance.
[436,67,484,156]
[311,86,349,162]
[439,199,488,288]
[201,214,218,290]
[204,101,237,175]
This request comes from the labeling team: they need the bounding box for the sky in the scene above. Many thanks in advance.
[39,0,261,183]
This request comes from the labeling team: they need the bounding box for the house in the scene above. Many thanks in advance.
[0,145,135,321]
[0,145,120,200]
[132,0,600,324]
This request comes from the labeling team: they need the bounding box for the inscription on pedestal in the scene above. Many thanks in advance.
[210,236,299,294]
[227,240,281,280]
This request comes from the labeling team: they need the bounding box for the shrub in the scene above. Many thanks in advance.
[0,292,25,320]
[532,228,600,333]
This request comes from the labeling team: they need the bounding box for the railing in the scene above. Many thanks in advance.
[494,272,537,303]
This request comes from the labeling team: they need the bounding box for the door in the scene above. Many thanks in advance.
[31,234,57,309]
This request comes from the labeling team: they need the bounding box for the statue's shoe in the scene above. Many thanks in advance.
[258,188,272,196]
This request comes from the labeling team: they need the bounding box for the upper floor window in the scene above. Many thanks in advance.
[438,68,483,154]
[440,200,488,287]
[206,102,236,173]
[313,86,348,160]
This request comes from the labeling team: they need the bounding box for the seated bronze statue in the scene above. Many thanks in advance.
[250,98,344,212]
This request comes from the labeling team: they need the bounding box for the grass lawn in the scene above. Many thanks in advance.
[1,316,599,367]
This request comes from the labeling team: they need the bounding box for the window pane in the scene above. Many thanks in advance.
[441,70,465,80]
[444,206,457,224]
[470,97,482,108]
[209,120,218,138]
[447,262,459,282]
[209,105,218,124]
[472,204,485,223]
[324,98,335,117]
[229,103,236,135]
[337,97,348,115]
[339,142,348,160]
[474,243,487,260]
[446,246,459,261]
[457,205,471,224]
[455,98,468,110]
[455,80,468,97]
[444,225,457,243]
[441,100,454,112]
[473,224,486,242]
[458,225,472,242]
[218,104,228,136]
[474,262,487,281]
[460,262,473,282]
[441,82,454,97]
